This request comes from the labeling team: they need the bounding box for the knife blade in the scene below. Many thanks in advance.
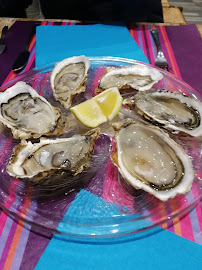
[0,26,8,55]
[12,25,36,72]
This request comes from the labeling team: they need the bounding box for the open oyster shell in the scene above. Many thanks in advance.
[111,121,194,201]
[97,64,163,93]
[50,55,90,108]
[7,128,100,181]
[0,82,64,140]
[124,90,202,137]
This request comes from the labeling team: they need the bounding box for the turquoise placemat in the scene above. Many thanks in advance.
[36,24,149,66]
[36,190,202,270]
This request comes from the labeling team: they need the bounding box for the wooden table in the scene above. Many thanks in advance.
[1,17,202,37]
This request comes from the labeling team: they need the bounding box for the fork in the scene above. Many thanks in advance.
[150,29,169,70]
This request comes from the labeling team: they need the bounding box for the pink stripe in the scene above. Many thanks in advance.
[61,22,66,25]
[0,196,16,237]
[133,27,139,46]
[192,176,200,199]
[179,212,195,242]
[195,203,202,235]
[130,26,139,46]
[2,71,15,86]
[139,25,148,58]
[144,25,155,65]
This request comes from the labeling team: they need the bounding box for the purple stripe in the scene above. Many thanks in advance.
[186,191,202,244]
[142,26,152,64]
[10,224,32,270]
[10,201,37,270]
[165,25,202,95]
[137,25,144,52]
[164,201,175,233]
[0,136,7,156]
[30,59,36,70]
[0,219,18,268]
[19,229,51,270]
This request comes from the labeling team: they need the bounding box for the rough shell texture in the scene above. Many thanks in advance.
[50,55,90,108]
[97,65,163,93]
[0,82,64,140]
[7,128,100,181]
[124,90,202,137]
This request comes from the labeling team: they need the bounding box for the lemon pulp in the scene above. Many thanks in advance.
[70,87,123,127]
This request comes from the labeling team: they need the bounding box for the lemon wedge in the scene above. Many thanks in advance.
[70,99,107,128]
[70,87,123,127]
[94,87,123,121]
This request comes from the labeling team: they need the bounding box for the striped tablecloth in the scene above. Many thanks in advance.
[0,21,202,269]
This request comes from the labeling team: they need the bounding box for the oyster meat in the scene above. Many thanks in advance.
[50,55,90,108]
[112,121,194,201]
[124,90,202,137]
[0,82,63,139]
[7,129,99,180]
[97,64,163,93]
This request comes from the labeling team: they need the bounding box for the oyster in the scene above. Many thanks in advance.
[0,82,63,139]
[97,64,163,93]
[112,121,194,201]
[7,128,99,180]
[50,55,90,108]
[124,91,202,137]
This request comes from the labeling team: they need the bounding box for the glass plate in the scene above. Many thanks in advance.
[0,57,202,241]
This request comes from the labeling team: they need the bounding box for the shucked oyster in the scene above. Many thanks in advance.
[0,82,63,140]
[50,55,90,108]
[97,64,163,93]
[7,128,99,180]
[112,121,194,201]
[124,91,202,137]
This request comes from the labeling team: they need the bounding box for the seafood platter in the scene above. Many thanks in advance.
[0,56,201,239]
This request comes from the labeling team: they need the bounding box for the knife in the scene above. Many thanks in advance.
[12,25,36,72]
[0,26,8,55]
